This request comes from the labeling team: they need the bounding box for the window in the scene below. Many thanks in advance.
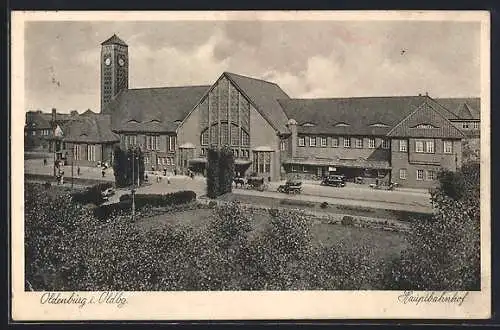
[241,130,250,146]
[415,140,424,153]
[201,130,209,146]
[280,140,286,151]
[368,138,375,149]
[399,168,407,180]
[309,137,316,147]
[146,135,159,150]
[426,170,436,181]
[73,145,81,161]
[86,144,96,162]
[168,136,176,151]
[320,137,327,147]
[166,158,171,165]
[473,122,479,129]
[416,169,424,181]
[382,139,390,149]
[343,137,351,148]
[201,148,206,156]
[298,136,305,147]
[253,151,272,174]
[443,140,453,154]
[399,140,407,152]
[332,137,339,148]
[355,138,363,149]
[462,122,469,129]
[126,135,137,147]
[425,140,435,153]
[415,124,436,129]
[233,149,239,158]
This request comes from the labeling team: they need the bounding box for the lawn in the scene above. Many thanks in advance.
[137,207,408,264]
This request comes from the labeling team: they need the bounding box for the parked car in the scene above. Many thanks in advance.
[277,180,303,194]
[320,175,346,187]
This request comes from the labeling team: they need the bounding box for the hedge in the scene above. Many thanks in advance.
[72,182,113,205]
[94,190,197,220]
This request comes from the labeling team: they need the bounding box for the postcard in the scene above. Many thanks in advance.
[11,10,491,320]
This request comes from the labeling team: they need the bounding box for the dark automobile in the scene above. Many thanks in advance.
[277,180,303,194]
[320,175,346,187]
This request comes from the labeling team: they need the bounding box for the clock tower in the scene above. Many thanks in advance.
[100,34,129,113]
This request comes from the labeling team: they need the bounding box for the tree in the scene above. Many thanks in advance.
[219,146,235,195]
[113,146,145,187]
[206,147,220,199]
[385,161,480,290]
[206,146,235,198]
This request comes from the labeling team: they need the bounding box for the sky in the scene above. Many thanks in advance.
[24,20,481,113]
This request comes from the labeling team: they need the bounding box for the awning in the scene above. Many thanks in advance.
[188,157,206,163]
[283,158,391,170]
[188,158,252,165]
[253,146,274,152]
[179,142,196,149]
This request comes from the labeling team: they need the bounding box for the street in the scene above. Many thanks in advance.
[25,158,432,213]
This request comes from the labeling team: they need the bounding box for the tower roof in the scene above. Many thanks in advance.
[101,34,128,46]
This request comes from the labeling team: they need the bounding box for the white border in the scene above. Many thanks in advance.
[11,10,491,320]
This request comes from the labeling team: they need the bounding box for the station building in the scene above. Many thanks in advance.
[79,34,481,188]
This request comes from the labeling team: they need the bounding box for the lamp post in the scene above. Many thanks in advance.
[130,149,136,222]
[71,144,74,189]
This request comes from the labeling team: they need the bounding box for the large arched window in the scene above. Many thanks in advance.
[200,123,249,148]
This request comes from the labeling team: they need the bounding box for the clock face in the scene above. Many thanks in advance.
[118,57,125,66]
[104,57,111,66]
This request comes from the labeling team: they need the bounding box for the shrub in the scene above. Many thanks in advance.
[72,182,113,205]
[43,181,51,189]
[279,199,315,208]
[268,208,279,217]
[119,194,131,202]
[320,201,328,209]
[208,201,217,208]
[384,161,480,290]
[341,215,354,226]
[134,191,196,208]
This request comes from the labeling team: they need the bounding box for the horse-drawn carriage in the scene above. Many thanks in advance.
[233,176,268,191]
[277,180,303,194]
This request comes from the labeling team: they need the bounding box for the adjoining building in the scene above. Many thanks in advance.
[63,114,120,167]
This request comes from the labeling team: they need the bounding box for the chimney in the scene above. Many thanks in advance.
[425,91,428,96]
[70,110,78,116]
[51,108,57,123]
[418,93,422,96]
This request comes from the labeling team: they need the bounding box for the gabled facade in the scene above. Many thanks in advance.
[177,72,289,180]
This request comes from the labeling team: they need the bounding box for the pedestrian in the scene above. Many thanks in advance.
[174,168,177,176]
[156,174,160,183]
[167,174,171,184]
[43,158,47,166]
[60,169,64,185]
[77,166,81,176]
[163,166,167,176]
[102,168,105,178]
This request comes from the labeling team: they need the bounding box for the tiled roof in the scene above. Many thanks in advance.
[387,100,465,139]
[435,98,480,120]
[25,112,52,130]
[278,96,428,136]
[63,114,120,143]
[104,85,210,133]
[224,72,291,134]
[101,34,128,46]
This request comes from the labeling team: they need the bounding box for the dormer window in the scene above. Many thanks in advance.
[128,119,139,124]
[370,123,389,127]
[413,123,437,129]
[174,120,182,125]
[301,122,316,127]
[334,122,350,127]
[150,119,161,123]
